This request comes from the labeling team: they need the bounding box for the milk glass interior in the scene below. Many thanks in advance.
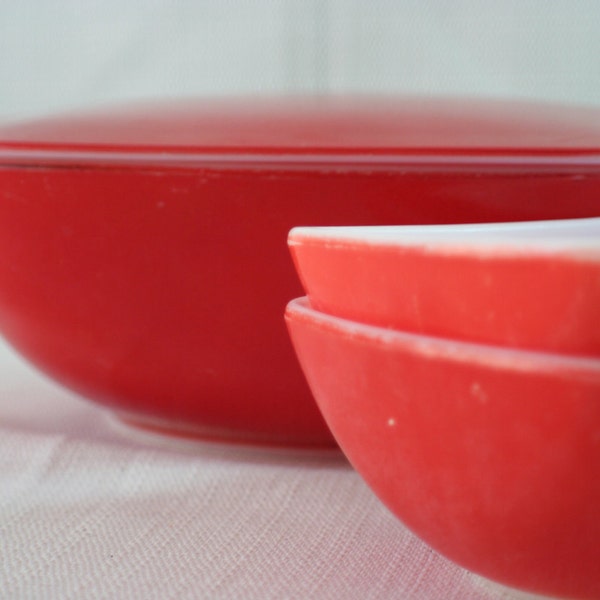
[290,217,600,252]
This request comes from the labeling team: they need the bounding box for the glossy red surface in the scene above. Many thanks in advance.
[289,219,600,357]
[286,297,600,599]
[1,97,600,444]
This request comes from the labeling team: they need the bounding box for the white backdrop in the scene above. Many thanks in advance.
[1,0,600,122]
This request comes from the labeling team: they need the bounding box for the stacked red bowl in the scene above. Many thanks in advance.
[286,217,600,599]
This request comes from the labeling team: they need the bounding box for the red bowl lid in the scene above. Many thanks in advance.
[1,96,600,166]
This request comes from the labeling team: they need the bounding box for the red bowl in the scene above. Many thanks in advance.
[286,297,600,598]
[1,97,600,445]
[289,218,600,357]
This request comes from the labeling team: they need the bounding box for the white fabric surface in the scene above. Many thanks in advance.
[0,339,543,600]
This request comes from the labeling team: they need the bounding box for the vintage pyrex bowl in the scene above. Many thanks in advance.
[286,297,600,598]
[289,218,600,356]
[1,97,599,444]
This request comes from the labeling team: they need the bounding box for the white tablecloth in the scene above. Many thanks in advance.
[0,339,542,600]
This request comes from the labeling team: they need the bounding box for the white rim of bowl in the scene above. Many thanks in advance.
[286,297,600,378]
[289,217,600,256]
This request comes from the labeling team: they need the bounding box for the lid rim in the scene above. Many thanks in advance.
[2,147,600,171]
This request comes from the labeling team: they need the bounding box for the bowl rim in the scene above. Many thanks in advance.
[286,297,600,378]
[289,217,600,257]
[2,148,600,171]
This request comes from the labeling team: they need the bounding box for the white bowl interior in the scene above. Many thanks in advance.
[289,217,600,256]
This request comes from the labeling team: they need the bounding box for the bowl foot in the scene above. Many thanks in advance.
[108,411,337,449]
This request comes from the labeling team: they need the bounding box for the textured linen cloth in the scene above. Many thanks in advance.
[0,340,541,600]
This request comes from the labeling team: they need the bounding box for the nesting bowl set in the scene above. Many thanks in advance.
[0,97,599,598]
[286,217,600,600]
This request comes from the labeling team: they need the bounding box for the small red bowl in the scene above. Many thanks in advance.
[286,297,600,599]
[1,96,600,445]
[289,218,600,357]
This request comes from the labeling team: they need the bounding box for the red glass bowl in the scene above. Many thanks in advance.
[1,97,600,445]
[289,218,600,357]
[286,297,600,598]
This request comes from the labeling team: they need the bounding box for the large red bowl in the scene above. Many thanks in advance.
[289,218,600,357]
[286,297,600,598]
[1,97,600,445]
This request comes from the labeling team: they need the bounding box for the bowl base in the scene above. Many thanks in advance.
[109,410,337,449]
